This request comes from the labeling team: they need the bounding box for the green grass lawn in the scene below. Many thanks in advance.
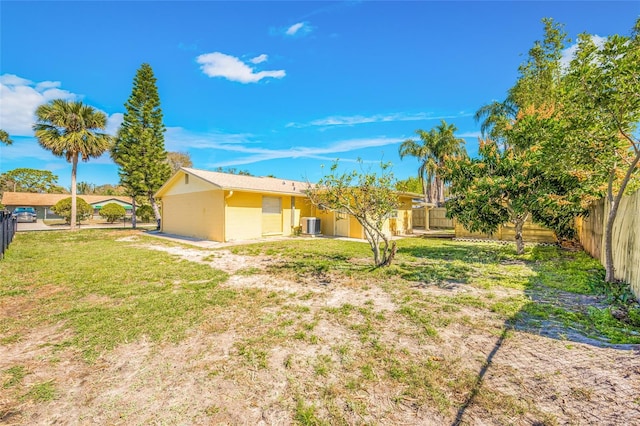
[1,229,638,424]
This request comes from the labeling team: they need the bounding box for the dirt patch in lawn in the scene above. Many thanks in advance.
[1,240,639,425]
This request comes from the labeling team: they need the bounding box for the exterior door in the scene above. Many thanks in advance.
[335,211,349,237]
[262,196,282,235]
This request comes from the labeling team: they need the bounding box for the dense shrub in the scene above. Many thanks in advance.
[51,197,93,223]
[99,203,126,223]
[136,204,153,222]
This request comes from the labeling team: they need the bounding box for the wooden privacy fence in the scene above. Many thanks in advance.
[0,211,18,259]
[454,217,558,244]
[429,207,454,229]
[412,208,426,228]
[412,207,454,229]
[576,190,640,300]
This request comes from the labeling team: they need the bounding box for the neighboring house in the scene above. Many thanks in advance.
[0,192,132,220]
[155,167,419,242]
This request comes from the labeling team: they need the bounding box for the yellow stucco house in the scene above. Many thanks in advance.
[155,168,419,242]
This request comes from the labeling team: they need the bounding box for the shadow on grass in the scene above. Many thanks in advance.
[451,327,509,426]
[398,239,640,423]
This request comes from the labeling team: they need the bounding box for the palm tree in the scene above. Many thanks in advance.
[432,120,467,205]
[33,99,112,230]
[77,181,95,195]
[399,129,437,204]
[0,129,13,145]
[474,98,518,150]
[398,120,467,206]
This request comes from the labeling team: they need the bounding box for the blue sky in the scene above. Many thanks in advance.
[1,1,638,189]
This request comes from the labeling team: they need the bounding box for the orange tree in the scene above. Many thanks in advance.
[307,160,399,267]
[559,19,640,283]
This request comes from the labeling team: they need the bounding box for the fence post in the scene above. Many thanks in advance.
[0,211,18,259]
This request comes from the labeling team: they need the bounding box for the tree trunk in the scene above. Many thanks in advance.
[131,197,137,230]
[372,244,381,266]
[421,177,428,205]
[425,179,434,205]
[435,175,444,207]
[149,193,161,219]
[70,153,78,231]
[149,193,162,230]
[379,241,397,267]
[602,152,639,283]
[604,199,619,283]
[514,218,525,255]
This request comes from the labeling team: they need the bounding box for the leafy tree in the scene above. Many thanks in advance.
[77,181,96,195]
[136,204,154,222]
[445,19,578,253]
[445,137,551,255]
[112,63,171,228]
[33,100,112,230]
[395,176,422,194]
[0,168,66,193]
[93,184,127,196]
[307,160,399,267]
[99,202,126,223]
[213,167,252,176]
[399,119,466,206]
[560,19,640,282]
[52,197,93,224]
[166,151,193,174]
[0,129,12,145]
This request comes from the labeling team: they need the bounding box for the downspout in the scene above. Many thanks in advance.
[223,191,234,242]
[291,196,296,231]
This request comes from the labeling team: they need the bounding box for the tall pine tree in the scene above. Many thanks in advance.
[112,63,171,228]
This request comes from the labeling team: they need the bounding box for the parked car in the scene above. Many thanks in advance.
[13,207,37,223]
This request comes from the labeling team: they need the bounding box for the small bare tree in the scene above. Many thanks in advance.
[307,160,399,267]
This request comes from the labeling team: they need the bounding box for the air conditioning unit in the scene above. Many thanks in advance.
[301,217,321,235]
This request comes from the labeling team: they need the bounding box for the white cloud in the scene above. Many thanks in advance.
[284,22,313,37]
[286,22,304,35]
[196,52,285,83]
[164,127,256,151]
[105,113,124,136]
[286,112,472,128]
[0,74,78,136]
[560,35,607,71]
[209,137,402,167]
[250,54,268,64]
[0,74,30,86]
[163,125,401,167]
[0,138,59,162]
[457,131,482,139]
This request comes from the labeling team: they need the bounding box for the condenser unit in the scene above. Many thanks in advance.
[301,217,321,235]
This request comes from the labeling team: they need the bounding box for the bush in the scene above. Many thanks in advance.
[136,204,153,223]
[51,197,93,224]
[99,203,126,223]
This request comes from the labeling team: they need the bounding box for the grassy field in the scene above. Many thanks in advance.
[1,229,639,424]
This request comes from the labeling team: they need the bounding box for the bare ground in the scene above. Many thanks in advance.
[1,237,639,425]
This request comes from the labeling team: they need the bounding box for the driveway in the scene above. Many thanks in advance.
[15,220,52,231]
